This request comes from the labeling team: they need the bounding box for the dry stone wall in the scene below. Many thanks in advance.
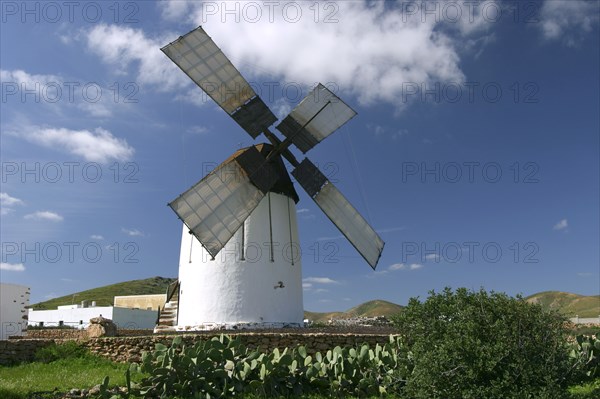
[83,333,397,363]
[1,332,397,365]
[0,339,54,365]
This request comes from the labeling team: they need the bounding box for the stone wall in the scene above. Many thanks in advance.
[24,329,88,340]
[82,333,397,363]
[21,328,155,340]
[0,332,397,365]
[0,339,54,365]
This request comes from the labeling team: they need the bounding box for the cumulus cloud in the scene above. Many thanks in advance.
[553,219,568,231]
[24,211,64,222]
[9,126,134,164]
[84,24,189,91]
[85,1,505,111]
[0,192,24,215]
[303,277,340,285]
[0,262,25,272]
[539,0,599,46]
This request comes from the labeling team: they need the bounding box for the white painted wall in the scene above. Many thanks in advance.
[177,193,304,330]
[28,306,158,329]
[0,283,30,340]
[112,307,159,329]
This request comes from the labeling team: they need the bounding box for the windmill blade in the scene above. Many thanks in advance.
[169,146,279,258]
[292,159,384,269]
[161,27,277,138]
[276,84,357,153]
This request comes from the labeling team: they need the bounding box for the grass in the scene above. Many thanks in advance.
[0,357,134,399]
[31,276,176,309]
[0,342,142,399]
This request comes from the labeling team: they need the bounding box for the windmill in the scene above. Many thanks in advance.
[155,27,384,332]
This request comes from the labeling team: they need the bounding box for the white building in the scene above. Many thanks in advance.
[28,303,158,330]
[0,283,30,340]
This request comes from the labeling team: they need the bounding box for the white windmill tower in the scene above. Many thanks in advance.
[155,27,384,332]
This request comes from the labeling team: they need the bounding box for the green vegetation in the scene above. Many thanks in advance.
[124,334,407,398]
[0,342,141,399]
[390,287,573,398]
[31,276,176,309]
[526,291,600,318]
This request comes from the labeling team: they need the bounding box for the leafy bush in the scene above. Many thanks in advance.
[34,341,90,363]
[130,334,408,398]
[390,287,572,399]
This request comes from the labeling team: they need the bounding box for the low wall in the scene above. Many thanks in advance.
[0,339,55,365]
[22,329,155,340]
[83,333,397,363]
[1,332,397,365]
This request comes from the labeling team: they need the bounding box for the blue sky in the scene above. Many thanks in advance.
[1,0,598,311]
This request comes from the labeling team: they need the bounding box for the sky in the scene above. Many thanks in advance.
[1,0,598,312]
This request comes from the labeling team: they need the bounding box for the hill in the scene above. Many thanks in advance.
[525,291,600,318]
[30,276,176,310]
[305,300,404,323]
[30,276,598,321]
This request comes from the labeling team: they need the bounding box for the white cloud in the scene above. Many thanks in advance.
[539,0,599,46]
[388,262,423,271]
[90,235,104,240]
[425,254,441,261]
[271,98,292,119]
[10,126,134,164]
[302,283,313,290]
[1,192,24,215]
[303,277,340,285]
[194,1,466,109]
[24,211,63,222]
[389,263,406,271]
[0,262,25,272]
[86,1,506,111]
[84,24,189,91]
[122,227,144,237]
[158,0,196,22]
[0,69,122,118]
[0,193,24,207]
[553,219,568,231]
[0,69,61,88]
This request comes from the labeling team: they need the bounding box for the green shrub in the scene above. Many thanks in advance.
[390,287,572,399]
[34,341,89,363]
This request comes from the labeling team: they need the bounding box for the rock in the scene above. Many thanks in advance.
[87,317,117,338]
[89,385,101,395]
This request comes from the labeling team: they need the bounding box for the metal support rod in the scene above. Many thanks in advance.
[265,100,332,162]
[267,193,274,262]
[287,197,294,266]
[240,222,246,261]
